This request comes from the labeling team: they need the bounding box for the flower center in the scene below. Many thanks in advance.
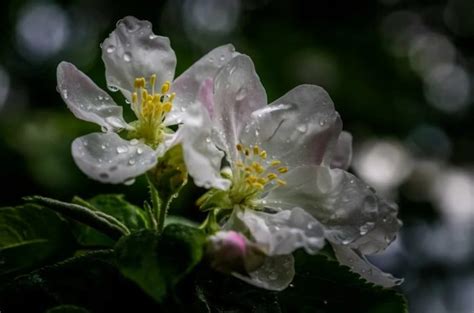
[130,74,175,147]
[229,143,288,207]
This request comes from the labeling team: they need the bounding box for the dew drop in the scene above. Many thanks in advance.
[108,85,119,92]
[101,144,106,150]
[98,95,103,100]
[319,119,326,126]
[149,34,157,40]
[116,146,128,154]
[130,138,139,145]
[137,148,143,155]
[106,45,115,53]
[296,124,307,133]
[124,178,136,185]
[205,137,211,143]
[62,89,68,99]
[123,52,132,62]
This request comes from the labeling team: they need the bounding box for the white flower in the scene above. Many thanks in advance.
[57,16,234,189]
[199,54,402,290]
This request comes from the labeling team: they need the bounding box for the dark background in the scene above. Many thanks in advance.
[0,0,473,312]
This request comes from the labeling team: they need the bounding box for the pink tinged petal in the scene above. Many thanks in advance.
[264,165,401,249]
[213,54,267,161]
[232,254,295,291]
[330,131,353,170]
[197,78,215,119]
[101,16,176,101]
[71,132,158,184]
[240,84,342,168]
[169,44,237,121]
[229,208,325,255]
[331,244,403,288]
[56,62,129,132]
[168,103,230,190]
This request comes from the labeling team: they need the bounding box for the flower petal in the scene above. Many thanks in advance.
[240,85,342,168]
[71,132,158,183]
[330,131,353,170]
[169,103,231,190]
[264,165,401,249]
[331,244,403,288]
[57,62,129,132]
[213,54,267,161]
[232,254,295,291]
[101,16,176,100]
[166,44,238,124]
[226,208,325,255]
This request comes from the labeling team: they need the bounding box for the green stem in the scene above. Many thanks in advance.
[24,196,129,240]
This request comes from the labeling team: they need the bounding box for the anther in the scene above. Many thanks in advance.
[161,81,171,93]
[244,149,250,156]
[276,179,287,186]
[252,182,265,190]
[163,102,172,113]
[277,167,288,174]
[132,92,138,104]
[259,151,267,159]
[134,77,146,89]
[253,146,260,155]
[150,74,156,88]
[267,173,278,180]
[270,160,281,167]
[236,144,243,152]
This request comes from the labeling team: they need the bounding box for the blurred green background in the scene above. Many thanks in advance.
[0,0,473,312]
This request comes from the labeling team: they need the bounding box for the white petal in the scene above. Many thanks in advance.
[166,44,238,124]
[264,165,401,248]
[232,254,295,291]
[71,132,158,183]
[213,54,267,161]
[240,84,342,168]
[330,131,353,170]
[332,244,403,288]
[101,16,176,100]
[226,208,325,255]
[57,62,129,132]
[169,103,231,190]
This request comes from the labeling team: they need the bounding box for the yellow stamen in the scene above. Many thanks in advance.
[252,182,265,190]
[132,92,138,104]
[257,177,268,185]
[161,81,170,93]
[278,167,288,174]
[150,74,156,89]
[276,179,287,186]
[236,144,243,152]
[259,151,267,159]
[267,173,278,180]
[244,149,250,156]
[253,146,260,155]
[270,160,281,167]
[163,102,172,113]
[134,77,146,89]
[252,162,265,174]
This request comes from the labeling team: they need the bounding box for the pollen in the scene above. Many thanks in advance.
[232,143,289,201]
[131,74,175,125]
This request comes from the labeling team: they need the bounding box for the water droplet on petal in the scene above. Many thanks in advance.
[124,178,136,185]
[101,144,106,150]
[137,148,143,155]
[98,95,104,100]
[62,89,68,99]
[219,55,225,61]
[149,34,157,40]
[116,146,128,154]
[123,52,132,62]
[108,85,119,92]
[296,124,307,133]
[130,139,139,145]
[319,119,326,126]
[128,159,136,165]
[205,137,211,143]
[106,45,115,53]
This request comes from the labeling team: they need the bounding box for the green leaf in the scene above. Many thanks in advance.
[46,305,91,313]
[278,251,408,313]
[0,204,75,278]
[72,194,148,247]
[114,224,206,303]
[0,250,159,312]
